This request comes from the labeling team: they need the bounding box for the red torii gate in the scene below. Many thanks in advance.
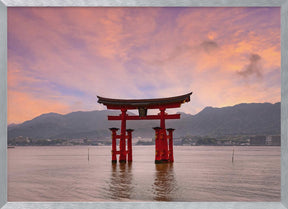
[97,92,192,164]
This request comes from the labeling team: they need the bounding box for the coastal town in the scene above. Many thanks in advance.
[8,135,280,147]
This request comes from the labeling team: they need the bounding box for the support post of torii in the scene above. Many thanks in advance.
[126,129,134,162]
[153,127,162,164]
[119,109,127,163]
[167,128,175,163]
[109,127,118,163]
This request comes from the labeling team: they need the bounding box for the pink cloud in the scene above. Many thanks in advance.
[7,7,280,123]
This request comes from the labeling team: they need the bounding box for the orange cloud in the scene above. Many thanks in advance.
[7,7,280,123]
[8,90,70,124]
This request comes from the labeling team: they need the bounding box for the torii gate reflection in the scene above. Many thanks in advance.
[97,92,192,164]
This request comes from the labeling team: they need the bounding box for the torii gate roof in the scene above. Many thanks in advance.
[97,92,192,110]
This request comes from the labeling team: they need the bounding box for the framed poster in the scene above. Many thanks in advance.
[0,0,288,209]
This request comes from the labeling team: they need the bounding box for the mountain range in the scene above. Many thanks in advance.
[8,102,280,140]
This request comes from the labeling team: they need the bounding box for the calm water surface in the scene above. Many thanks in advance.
[8,146,280,202]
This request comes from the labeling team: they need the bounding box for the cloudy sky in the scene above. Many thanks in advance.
[8,7,280,124]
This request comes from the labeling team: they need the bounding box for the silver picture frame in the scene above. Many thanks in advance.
[0,0,287,208]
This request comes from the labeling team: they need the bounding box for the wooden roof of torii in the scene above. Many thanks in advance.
[97,92,192,110]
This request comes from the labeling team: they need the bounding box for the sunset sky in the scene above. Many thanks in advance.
[8,7,280,124]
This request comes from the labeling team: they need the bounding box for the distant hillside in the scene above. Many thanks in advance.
[169,102,280,136]
[8,102,280,140]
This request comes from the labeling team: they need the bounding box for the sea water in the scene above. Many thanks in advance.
[8,146,280,202]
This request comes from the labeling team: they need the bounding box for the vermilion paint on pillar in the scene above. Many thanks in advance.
[167,128,175,163]
[153,127,162,164]
[109,127,119,163]
[126,129,134,162]
[119,109,127,163]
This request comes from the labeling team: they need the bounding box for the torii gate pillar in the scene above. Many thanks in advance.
[119,109,127,163]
